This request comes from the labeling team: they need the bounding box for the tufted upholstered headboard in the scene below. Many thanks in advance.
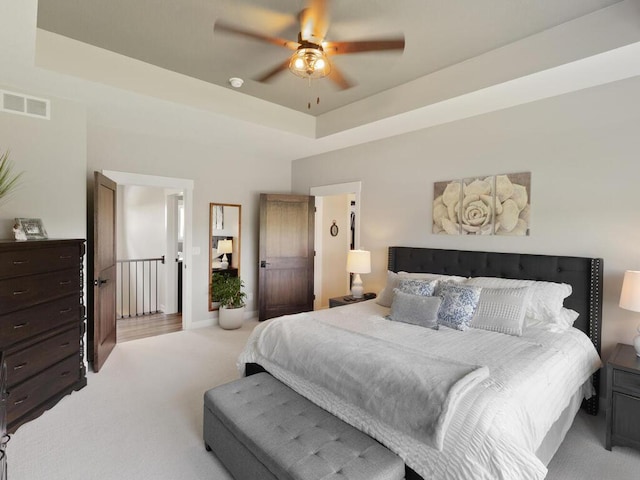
[388,246,603,414]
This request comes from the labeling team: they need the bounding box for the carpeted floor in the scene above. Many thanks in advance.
[6,320,640,479]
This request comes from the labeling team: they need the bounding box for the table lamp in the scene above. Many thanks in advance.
[619,270,640,357]
[217,239,233,269]
[346,249,371,299]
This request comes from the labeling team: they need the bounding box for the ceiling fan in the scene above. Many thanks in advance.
[214,0,405,90]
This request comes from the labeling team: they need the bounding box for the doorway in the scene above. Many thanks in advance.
[101,170,194,335]
[310,182,362,310]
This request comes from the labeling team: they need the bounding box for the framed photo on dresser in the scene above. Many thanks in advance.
[14,218,47,240]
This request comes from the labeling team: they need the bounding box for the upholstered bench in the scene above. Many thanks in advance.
[203,372,404,480]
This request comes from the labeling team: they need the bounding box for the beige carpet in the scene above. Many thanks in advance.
[7,321,640,479]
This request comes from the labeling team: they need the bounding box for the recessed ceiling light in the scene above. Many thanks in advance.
[228,77,244,88]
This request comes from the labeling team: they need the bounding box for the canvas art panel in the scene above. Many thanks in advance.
[432,172,531,236]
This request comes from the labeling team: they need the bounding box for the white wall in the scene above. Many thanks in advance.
[320,194,350,307]
[86,105,292,326]
[292,75,640,363]
[0,93,86,239]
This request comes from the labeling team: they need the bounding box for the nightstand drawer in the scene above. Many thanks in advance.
[611,392,640,448]
[613,369,640,396]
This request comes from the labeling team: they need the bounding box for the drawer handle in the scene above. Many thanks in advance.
[59,308,72,314]
[59,280,72,286]
[14,395,28,405]
[59,255,72,259]
[60,342,70,348]
[13,322,28,329]
[13,362,27,370]
[60,370,71,377]
[12,289,29,295]
[12,260,29,265]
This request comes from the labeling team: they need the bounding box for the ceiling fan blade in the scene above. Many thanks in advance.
[214,21,299,50]
[299,0,329,43]
[324,38,405,55]
[255,58,292,83]
[328,64,354,90]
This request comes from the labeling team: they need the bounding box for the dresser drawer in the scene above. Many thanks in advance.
[0,268,81,314]
[0,296,82,349]
[0,244,80,280]
[5,327,80,387]
[613,369,640,396]
[6,354,80,426]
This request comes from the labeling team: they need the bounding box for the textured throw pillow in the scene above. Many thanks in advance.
[387,290,441,329]
[397,278,438,296]
[470,287,532,336]
[377,271,466,307]
[465,277,572,324]
[435,283,482,331]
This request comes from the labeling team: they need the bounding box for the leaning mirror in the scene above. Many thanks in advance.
[209,203,241,311]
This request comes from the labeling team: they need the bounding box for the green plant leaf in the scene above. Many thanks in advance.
[0,149,23,205]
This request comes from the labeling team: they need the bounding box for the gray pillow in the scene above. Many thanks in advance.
[387,289,441,329]
[470,287,532,336]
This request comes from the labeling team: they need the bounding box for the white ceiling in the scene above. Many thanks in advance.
[36,0,622,117]
[2,0,639,159]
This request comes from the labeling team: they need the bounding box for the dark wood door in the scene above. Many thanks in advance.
[90,172,117,372]
[259,194,314,321]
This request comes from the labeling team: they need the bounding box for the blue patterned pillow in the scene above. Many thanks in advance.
[397,278,437,296]
[435,283,482,330]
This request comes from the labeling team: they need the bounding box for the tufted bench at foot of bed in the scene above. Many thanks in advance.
[203,372,404,480]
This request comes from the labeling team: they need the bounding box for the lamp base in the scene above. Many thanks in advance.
[221,254,229,270]
[351,273,364,299]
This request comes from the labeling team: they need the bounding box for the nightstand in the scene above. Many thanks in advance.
[329,294,376,308]
[605,343,640,451]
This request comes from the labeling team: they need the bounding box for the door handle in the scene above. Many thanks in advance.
[260,261,270,268]
[93,278,108,286]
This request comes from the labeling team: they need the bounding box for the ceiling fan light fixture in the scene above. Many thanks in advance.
[289,47,330,79]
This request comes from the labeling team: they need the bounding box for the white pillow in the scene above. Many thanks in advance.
[470,287,532,336]
[526,307,580,331]
[377,270,467,307]
[465,276,571,324]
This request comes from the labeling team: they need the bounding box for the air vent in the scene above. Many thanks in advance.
[1,90,50,119]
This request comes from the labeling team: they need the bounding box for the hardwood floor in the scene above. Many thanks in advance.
[116,312,182,343]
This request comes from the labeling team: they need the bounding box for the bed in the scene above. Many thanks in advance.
[240,246,603,480]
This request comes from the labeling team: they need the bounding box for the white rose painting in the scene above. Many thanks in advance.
[432,172,531,236]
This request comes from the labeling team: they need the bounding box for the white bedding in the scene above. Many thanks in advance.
[238,300,602,480]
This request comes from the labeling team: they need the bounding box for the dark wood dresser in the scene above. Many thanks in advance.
[0,239,86,433]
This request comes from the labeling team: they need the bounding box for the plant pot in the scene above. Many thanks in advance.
[219,305,245,330]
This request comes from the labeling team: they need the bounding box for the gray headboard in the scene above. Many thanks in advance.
[388,246,603,414]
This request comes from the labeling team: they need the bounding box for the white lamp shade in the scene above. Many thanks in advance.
[346,250,371,274]
[620,270,640,312]
[217,239,233,255]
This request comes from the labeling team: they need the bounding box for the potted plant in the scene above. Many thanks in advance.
[211,272,224,310]
[216,275,246,330]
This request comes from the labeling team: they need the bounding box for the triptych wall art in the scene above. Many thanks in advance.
[432,172,531,236]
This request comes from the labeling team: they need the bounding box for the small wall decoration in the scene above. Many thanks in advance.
[330,220,339,237]
[432,172,531,236]
[15,217,48,240]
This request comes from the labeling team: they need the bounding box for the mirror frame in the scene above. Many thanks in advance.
[209,203,242,311]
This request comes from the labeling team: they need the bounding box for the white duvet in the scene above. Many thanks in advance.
[238,300,601,480]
